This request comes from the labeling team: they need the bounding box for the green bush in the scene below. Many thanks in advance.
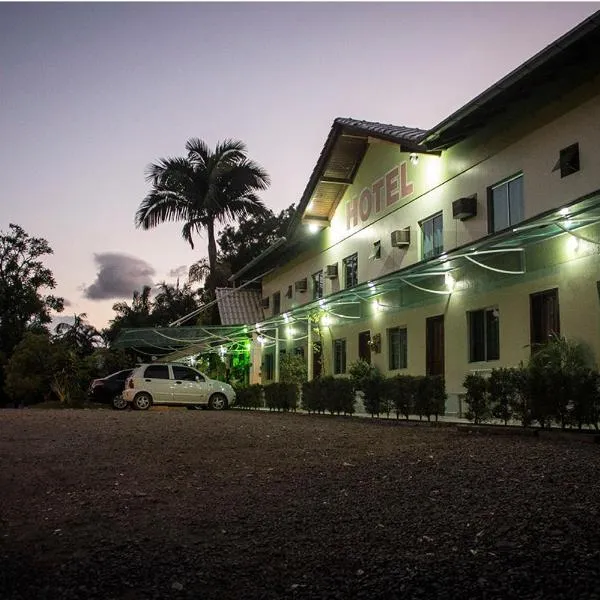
[462,373,490,424]
[323,376,355,415]
[301,379,323,413]
[349,360,385,416]
[264,382,298,412]
[385,375,417,419]
[489,368,518,425]
[526,335,596,428]
[414,375,446,421]
[233,384,263,409]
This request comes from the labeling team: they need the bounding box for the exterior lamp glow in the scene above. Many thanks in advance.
[568,236,580,253]
[444,273,456,291]
[257,335,266,345]
[283,313,289,323]
[321,314,332,327]
[559,207,570,217]
[308,224,319,234]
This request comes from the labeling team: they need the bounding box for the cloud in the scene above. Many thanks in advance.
[168,265,188,279]
[83,253,156,300]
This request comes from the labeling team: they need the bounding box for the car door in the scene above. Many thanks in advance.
[141,364,173,403]
[171,365,208,405]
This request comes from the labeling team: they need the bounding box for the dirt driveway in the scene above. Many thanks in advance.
[1,409,599,599]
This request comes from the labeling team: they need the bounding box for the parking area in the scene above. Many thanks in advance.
[1,409,599,599]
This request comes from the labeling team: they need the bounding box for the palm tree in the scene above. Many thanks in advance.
[135,138,270,293]
[54,313,102,356]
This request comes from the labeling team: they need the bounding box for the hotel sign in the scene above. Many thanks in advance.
[345,162,413,230]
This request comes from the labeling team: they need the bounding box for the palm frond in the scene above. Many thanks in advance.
[135,190,191,229]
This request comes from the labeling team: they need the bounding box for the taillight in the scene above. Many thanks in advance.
[128,378,134,389]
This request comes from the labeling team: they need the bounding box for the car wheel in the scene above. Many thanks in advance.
[133,393,152,411]
[112,395,128,410]
[208,393,227,411]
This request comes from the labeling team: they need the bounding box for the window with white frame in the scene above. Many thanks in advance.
[333,338,347,374]
[488,174,524,233]
[421,212,443,260]
[388,327,408,370]
[468,307,500,362]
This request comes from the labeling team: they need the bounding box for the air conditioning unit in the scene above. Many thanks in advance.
[391,227,410,247]
[295,278,308,292]
[261,297,270,309]
[452,195,477,220]
[325,264,338,279]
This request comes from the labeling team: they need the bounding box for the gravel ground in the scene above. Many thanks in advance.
[1,409,600,600]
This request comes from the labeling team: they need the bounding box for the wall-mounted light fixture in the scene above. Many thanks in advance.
[409,153,419,166]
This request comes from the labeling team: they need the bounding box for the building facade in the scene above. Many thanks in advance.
[232,13,600,414]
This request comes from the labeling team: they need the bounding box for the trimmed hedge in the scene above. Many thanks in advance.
[233,384,264,409]
[264,382,298,412]
[301,377,355,415]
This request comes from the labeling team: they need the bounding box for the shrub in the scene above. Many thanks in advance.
[280,353,307,386]
[301,379,321,413]
[386,375,417,420]
[414,375,446,421]
[349,360,384,416]
[234,384,263,409]
[526,335,596,428]
[323,376,355,415]
[264,382,298,412]
[462,373,490,424]
[488,368,518,425]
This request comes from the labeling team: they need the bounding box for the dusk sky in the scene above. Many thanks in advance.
[2,2,599,330]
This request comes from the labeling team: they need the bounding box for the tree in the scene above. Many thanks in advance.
[135,138,270,294]
[54,313,102,356]
[0,224,64,357]
[103,286,154,345]
[151,281,200,326]
[216,204,295,277]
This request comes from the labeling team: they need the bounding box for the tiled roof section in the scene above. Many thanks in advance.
[215,287,263,325]
[334,118,427,144]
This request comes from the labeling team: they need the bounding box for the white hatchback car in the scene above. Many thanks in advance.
[122,363,235,411]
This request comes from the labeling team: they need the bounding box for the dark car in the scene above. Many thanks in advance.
[88,369,133,409]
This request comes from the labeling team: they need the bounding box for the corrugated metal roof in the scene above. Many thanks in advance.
[334,118,427,143]
[215,287,264,325]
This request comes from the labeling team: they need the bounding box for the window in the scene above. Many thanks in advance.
[343,253,358,288]
[388,327,408,370]
[530,288,559,350]
[358,331,371,363]
[421,212,443,260]
[468,308,499,362]
[312,270,323,300]
[272,291,281,316]
[172,366,203,382]
[488,174,524,233]
[285,285,293,299]
[143,365,169,379]
[264,353,274,380]
[557,143,580,178]
[370,240,381,260]
[333,338,347,374]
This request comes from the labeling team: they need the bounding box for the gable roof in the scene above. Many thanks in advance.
[215,287,263,325]
[285,117,428,240]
